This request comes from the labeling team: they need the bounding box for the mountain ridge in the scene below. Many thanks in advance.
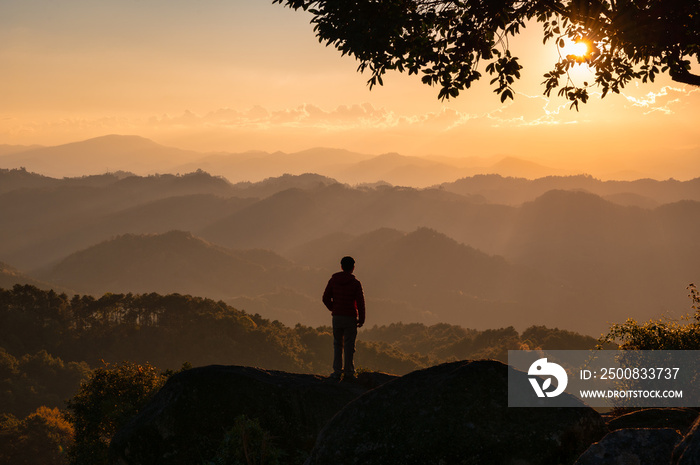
[0,134,595,186]
[1,167,698,335]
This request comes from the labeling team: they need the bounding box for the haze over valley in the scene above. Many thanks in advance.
[3,134,700,186]
[2,135,698,336]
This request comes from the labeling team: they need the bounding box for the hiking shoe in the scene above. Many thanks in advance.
[329,372,342,380]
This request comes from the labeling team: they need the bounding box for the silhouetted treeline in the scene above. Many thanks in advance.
[360,322,600,364]
[0,284,307,372]
[0,285,599,418]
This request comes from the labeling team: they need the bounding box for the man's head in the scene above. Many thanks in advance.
[340,256,355,272]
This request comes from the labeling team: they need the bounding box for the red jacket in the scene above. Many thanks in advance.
[322,271,365,325]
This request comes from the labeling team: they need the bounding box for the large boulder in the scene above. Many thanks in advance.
[607,408,699,435]
[573,428,682,465]
[673,415,700,465]
[109,365,395,465]
[306,359,607,465]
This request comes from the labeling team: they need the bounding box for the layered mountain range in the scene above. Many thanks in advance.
[0,134,584,184]
[1,136,699,335]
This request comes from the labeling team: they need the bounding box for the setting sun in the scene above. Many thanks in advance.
[561,39,590,60]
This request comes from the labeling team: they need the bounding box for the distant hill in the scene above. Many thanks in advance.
[34,229,567,330]
[36,231,305,299]
[501,190,699,330]
[175,147,374,184]
[2,168,698,335]
[335,152,466,186]
[0,168,62,193]
[200,185,362,252]
[0,135,202,177]
[230,173,339,198]
[288,227,575,329]
[0,261,73,294]
[601,192,659,208]
[488,156,568,179]
[0,134,581,186]
[0,170,252,269]
[440,174,700,205]
[0,144,43,156]
[199,183,495,254]
[179,148,582,186]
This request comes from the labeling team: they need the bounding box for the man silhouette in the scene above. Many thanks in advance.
[322,256,365,380]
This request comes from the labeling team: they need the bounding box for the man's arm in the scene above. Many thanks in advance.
[356,281,366,327]
[322,279,333,311]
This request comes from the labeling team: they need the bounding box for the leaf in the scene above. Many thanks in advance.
[500,89,513,102]
[542,378,552,391]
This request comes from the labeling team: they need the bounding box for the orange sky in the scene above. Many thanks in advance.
[1,0,699,180]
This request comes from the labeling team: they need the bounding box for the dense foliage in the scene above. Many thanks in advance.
[275,0,700,108]
[0,285,306,372]
[0,348,89,417]
[0,284,599,384]
[599,284,700,350]
[0,406,74,465]
[0,284,601,464]
[65,361,171,465]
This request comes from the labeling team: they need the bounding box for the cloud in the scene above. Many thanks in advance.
[141,103,482,134]
[623,85,698,115]
[0,103,469,149]
[480,92,576,127]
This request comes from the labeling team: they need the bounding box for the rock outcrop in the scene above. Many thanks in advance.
[306,359,607,465]
[109,365,395,465]
[673,415,700,465]
[112,360,699,465]
[607,408,699,435]
[574,428,682,465]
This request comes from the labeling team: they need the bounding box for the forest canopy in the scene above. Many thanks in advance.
[2,283,695,464]
[0,284,600,417]
[274,0,700,108]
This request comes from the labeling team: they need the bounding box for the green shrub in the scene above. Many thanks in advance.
[209,415,282,465]
[65,361,169,465]
[599,284,700,350]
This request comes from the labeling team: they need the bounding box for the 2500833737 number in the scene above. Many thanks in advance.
[599,367,680,380]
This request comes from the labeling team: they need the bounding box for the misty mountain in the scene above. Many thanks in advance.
[487,156,568,179]
[19,194,254,271]
[292,227,566,327]
[2,167,698,334]
[200,185,365,251]
[501,190,699,328]
[0,261,74,294]
[0,168,138,194]
[0,144,43,156]
[230,173,339,198]
[36,231,307,299]
[176,147,569,187]
[0,170,252,269]
[0,167,63,193]
[175,147,374,184]
[33,228,567,331]
[334,152,466,187]
[441,174,700,205]
[199,183,502,255]
[0,134,581,187]
[601,192,659,209]
[0,135,201,177]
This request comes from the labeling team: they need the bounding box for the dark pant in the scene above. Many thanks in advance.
[332,315,358,375]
